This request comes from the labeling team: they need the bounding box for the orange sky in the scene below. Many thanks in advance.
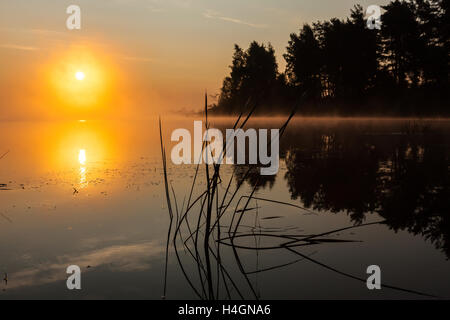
[0,0,389,120]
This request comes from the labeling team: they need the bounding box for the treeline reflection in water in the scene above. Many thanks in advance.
[233,121,450,258]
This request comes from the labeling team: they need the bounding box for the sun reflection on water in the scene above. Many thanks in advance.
[78,149,86,165]
[79,166,88,188]
[78,149,88,188]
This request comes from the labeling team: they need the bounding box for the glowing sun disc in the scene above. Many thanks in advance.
[75,71,85,81]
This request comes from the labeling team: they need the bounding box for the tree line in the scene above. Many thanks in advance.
[209,0,449,116]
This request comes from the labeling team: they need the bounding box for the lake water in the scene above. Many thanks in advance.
[0,117,449,299]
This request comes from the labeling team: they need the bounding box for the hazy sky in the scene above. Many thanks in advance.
[0,0,390,120]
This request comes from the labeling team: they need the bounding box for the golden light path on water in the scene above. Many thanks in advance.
[78,149,86,165]
[79,149,87,188]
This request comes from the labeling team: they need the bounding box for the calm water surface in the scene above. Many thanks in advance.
[0,117,449,299]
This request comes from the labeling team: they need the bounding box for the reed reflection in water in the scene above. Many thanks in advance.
[162,117,450,300]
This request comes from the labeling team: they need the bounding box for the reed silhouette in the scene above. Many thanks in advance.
[159,98,441,299]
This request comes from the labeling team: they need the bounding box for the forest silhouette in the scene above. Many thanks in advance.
[209,0,449,116]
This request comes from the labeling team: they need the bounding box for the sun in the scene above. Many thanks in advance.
[44,46,118,112]
[75,71,85,81]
